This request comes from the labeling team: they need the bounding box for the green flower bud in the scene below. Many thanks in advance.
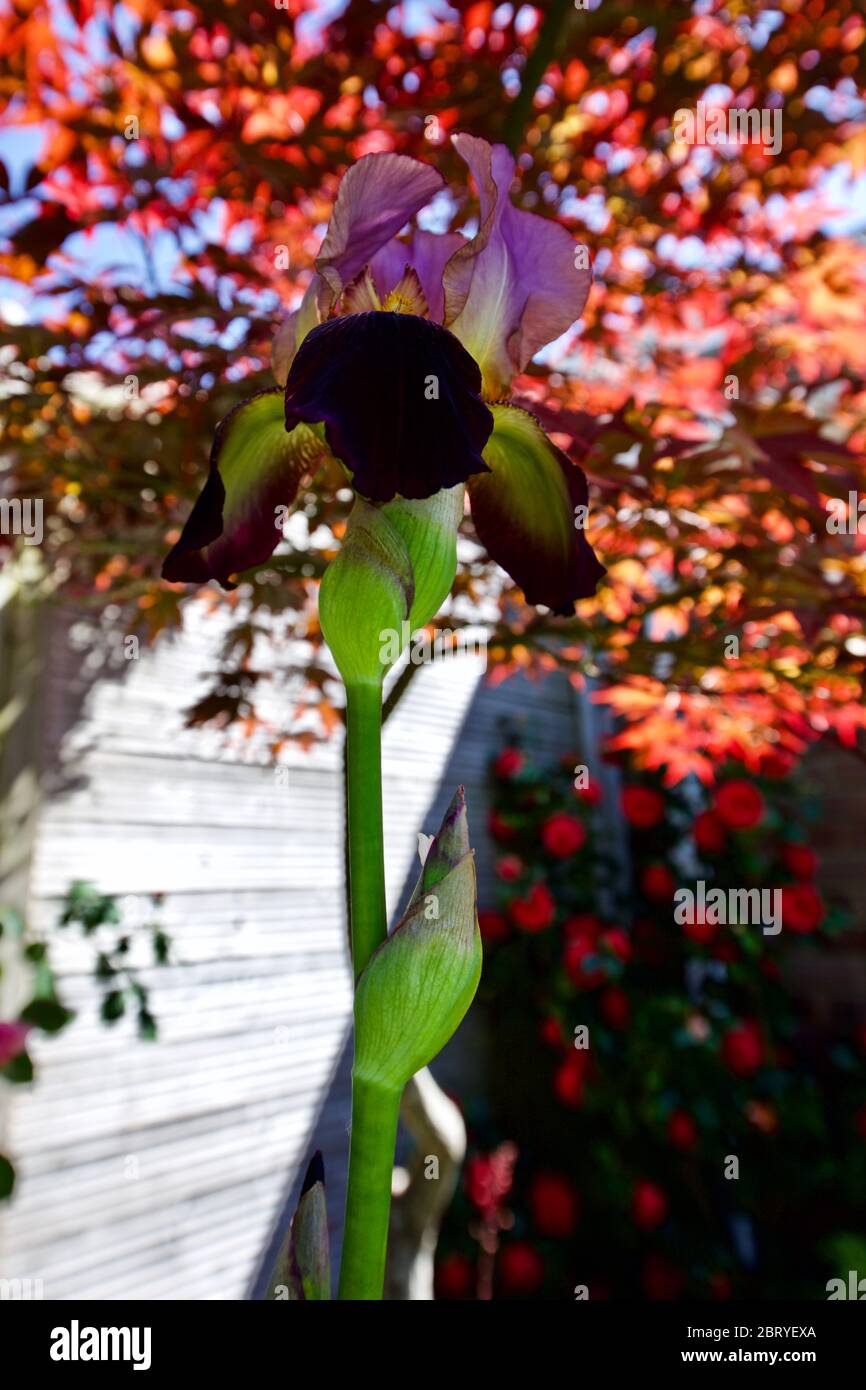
[268,1152,330,1300]
[381,484,463,630]
[320,485,463,686]
[319,497,413,686]
[353,787,482,1095]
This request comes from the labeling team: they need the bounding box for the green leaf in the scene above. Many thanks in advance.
[2,1050,33,1084]
[137,1010,157,1041]
[0,1153,15,1200]
[95,952,116,980]
[61,881,121,933]
[101,990,126,1023]
[19,998,74,1034]
[152,930,171,964]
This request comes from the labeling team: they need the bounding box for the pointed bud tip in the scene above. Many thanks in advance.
[301,1150,325,1194]
[442,784,466,825]
[421,786,471,888]
[439,784,469,845]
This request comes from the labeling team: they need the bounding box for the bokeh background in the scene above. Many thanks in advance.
[1,0,865,1299]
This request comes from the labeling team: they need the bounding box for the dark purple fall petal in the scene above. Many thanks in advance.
[467,403,606,616]
[283,311,493,503]
[162,389,329,588]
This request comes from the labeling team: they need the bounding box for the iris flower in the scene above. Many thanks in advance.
[162,134,605,614]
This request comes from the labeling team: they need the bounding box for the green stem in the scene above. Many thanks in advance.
[338,1076,401,1300]
[345,681,387,980]
[340,680,396,1299]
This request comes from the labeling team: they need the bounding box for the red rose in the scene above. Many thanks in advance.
[681,911,718,946]
[642,1254,683,1300]
[693,810,726,853]
[478,910,509,943]
[554,1052,588,1108]
[510,883,555,933]
[713,779,765,830]
[488,811,515,843]
[722,1021,764,1077]
[494,748,524,779]
[641,863,676,901]
[600,986,629,1028]
[539,1016,564,1048]
[781,883,824,934]
[498,1241,544,1297]
[632,1179,668,1231]
[621,786,665,829]
[667,1109,698,1152]
[496,855,523,883]
[575,777,603,805]
[435,1252,474,1300]
[782,844,817,879]
[564,913,601,941]
[564,934,604,989]
[600,927,631,962]
[758,749,795,779]
[541,812,586,858]
[529,1171,580,1238]
[0,1021,29,1068]
[709,1272,733,1300]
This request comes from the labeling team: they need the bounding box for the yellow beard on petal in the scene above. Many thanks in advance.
[342,264,429,319]
[382,267,428,316]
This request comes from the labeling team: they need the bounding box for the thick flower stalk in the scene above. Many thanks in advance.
[162,133,605,1300]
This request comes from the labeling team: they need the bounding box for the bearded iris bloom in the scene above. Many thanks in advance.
[162,133,605,615]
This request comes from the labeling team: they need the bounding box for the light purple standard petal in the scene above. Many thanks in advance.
[443,134,593,398]
[315,152,444,313]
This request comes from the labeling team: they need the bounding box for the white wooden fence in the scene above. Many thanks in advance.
[0,597,584,1299]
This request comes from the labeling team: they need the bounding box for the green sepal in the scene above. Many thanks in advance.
[353,788,482,1094]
